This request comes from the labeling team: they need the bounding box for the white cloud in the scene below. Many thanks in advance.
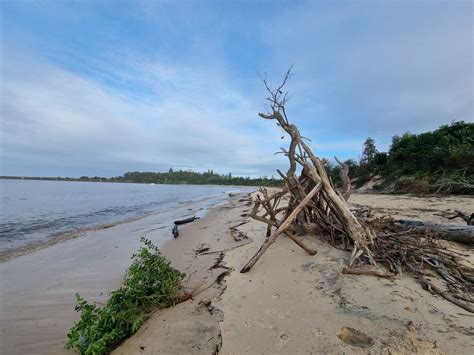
[0,46,282,177]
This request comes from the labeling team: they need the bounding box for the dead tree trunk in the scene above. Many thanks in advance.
[395,220,474,245]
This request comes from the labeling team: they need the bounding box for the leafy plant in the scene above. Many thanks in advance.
[65,238,184,354]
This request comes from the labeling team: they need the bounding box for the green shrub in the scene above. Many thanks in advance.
[65,238,185,354]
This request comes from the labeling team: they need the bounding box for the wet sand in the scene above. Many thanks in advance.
[0,194,229,355]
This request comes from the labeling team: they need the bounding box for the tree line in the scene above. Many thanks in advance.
[2,121,471,194]
[326,121,473,194]
[114,169,283,187]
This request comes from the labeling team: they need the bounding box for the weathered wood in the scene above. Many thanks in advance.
[395,220,474,245]
[241,184,321,273]
[174,215,200,225]
[407,264,474,313]
[285,232,318,255]
[245,68,473,312]
[435,210,473,226]
[342,267,394,278]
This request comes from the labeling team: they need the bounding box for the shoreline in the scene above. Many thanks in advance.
[0,190,243,263]
[0,191,248,355]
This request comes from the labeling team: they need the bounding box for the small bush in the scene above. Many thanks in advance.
[65,238,184,354]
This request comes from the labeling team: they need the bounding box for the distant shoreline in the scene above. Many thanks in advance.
[0,175,277,188]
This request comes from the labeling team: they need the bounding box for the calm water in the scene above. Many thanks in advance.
[0,180,249,252]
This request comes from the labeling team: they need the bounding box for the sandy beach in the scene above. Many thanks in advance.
[1,191,473,354]
[114,191,473,354]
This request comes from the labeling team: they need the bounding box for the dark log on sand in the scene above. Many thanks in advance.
[395,220,474,246]
[174,215,200,225]
[172,215,200,238]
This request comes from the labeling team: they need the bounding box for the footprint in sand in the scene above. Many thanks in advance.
[337,326,374,348]
[279,333,290,345]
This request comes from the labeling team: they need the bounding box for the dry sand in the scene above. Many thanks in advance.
[114,192,474,354]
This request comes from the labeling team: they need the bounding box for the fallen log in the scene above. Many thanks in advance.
[174,215,200,225]
[394,220,474,246]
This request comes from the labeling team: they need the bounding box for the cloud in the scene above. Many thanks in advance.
[261,0,473,146]
[1,0,472,177]
[0,46,284,177]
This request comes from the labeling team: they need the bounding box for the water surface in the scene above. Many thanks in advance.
[0,179,249,252]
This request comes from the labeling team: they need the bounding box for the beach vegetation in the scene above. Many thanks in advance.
[65,238,184,354]
[327,121,473,194]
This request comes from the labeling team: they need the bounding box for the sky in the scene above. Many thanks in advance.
[0,0,472,178]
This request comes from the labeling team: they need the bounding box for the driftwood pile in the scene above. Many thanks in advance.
[241,69,474,313]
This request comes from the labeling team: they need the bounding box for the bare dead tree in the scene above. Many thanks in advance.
[241,68,375,273]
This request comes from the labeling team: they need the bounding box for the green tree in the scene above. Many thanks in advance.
[360,137,377,166]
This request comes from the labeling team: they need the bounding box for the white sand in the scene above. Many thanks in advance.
[115,192,474,354]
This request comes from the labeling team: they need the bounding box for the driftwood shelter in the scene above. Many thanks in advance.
[241,68,474,313]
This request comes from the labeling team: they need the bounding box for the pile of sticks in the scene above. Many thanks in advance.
[241,68,375,273]
[241,68,473,313]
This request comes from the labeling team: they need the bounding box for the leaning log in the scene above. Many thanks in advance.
[394,220,474,246]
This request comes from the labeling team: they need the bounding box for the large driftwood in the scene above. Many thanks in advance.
[174,215,200,225]
[395,220,474,246]
[240,68,374,273]
[240,68,473,313]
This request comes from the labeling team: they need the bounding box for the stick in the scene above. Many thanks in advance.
[240,184,321,273]
[342,267,394,278]
[286,232,317,255]
[407,265,474,313]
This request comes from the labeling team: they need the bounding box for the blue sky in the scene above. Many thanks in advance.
[1,0,472,177]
